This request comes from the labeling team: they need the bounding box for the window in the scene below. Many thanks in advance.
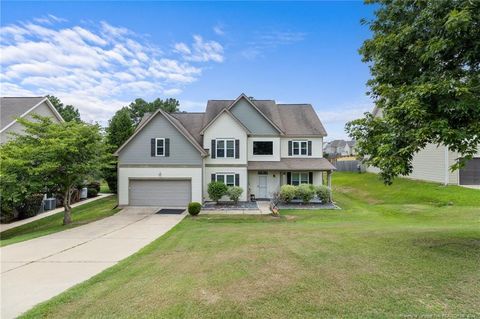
[291,172,309,186]
[216,173,236,186]
[216,139,235,158]
[253,141,273,155]
[292,141,308,156]
[155,138,165,156]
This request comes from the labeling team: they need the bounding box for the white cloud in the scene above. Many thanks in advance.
[213,25,225,36]
[0,18,223,125]
[241,30,306,60]
[174,35,224,63]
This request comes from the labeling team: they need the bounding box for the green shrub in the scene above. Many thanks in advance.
[87,188,98,198]
[87,181,101,193]
[188,202,202,216]
[16,193,44,219]
[280,185,297,203]
[296,184,315,204]
[227,186,243,204]
[208,181,228,203]
[315,185,331,203]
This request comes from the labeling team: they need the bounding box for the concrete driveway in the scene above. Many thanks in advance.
[0,207,185,319]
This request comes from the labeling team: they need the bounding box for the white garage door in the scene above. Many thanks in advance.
[129,179,191,207]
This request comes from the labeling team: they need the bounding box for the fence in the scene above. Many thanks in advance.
[334,160,361,172]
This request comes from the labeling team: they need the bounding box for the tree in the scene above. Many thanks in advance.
[0,115,109,225]
[47,95,82,122]
[103,107,135,193]
[346,0,480,184]
[128,98,179,125]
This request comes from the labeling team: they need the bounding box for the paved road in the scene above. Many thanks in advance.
[0,207,185,319]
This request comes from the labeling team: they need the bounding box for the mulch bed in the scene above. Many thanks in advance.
[276,200,339,210]
[202,201,259,211]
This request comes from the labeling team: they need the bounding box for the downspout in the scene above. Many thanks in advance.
[444,146,449,186]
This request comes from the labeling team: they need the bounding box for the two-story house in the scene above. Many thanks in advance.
[114,94,335,207]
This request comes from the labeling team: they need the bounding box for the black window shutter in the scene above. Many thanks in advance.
[308,141,312,156]
[309,172,313,184]
[287,172,291,184]
[235,174,240,186]
[165,138,170,157]
[235,139,240,159]
[151,138,155,156]
[288,141,292,156]
[211,174,216,182]
[211,139,216,159]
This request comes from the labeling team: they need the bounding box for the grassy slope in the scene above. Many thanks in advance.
[22,173,480,318]
[0,196,120,247]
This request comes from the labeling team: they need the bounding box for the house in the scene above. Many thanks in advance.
[0,96,64,144]
[323,139,356,156]
[114,93,336,207]
[366,106,480,186]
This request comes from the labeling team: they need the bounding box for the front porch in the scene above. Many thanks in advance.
[247,158,335,200]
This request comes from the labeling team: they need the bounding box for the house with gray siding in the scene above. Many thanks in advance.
[366,106,480,186]
[114,93,335,207]
[0,96,64,144]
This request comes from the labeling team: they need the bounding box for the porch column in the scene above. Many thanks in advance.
[327,170,333,202]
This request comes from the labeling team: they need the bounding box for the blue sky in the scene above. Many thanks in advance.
[1,1,375,140]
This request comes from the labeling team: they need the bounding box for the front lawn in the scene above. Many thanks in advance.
[0,195,120,247]
[22,173,479,318]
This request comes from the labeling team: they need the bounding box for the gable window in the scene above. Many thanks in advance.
[155,138,165,156]
[215,173,236,187]
[216,139,235,158]
[292,141,308,156]
[291,172,309,186]
[253,141,273,155]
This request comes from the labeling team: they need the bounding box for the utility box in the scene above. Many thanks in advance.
[80,187,88,199]
[44,198,57,211]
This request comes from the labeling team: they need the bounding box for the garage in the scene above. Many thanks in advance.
[459,158,480,185]
[129,179,191,207]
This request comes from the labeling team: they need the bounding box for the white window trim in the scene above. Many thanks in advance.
[253,141,274,156]
[215,173,236,187]
[292,140,309,156]
[291,172,309,185]
[155,138,165,157]
[216,138,236,158]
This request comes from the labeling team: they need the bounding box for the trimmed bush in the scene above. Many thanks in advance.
[280,185,296,203]
[296,184,315,204]
[87,188,98,198]
[208,181,228,203]
[87,181,101,193]
[16,193,44,219]
[227,186,243,204]
[316,185,331,203]
[188,202,202,216]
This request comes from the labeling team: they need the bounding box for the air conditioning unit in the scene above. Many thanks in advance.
[80,187,88,199]
[44,198,57,211]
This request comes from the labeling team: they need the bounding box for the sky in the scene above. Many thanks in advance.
[0,1,376,140]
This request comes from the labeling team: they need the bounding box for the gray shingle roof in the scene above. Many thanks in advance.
[248,158,335,171]
[171,112,205,144]
[0,97,46,130]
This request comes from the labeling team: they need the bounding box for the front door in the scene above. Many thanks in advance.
[258,174,268,198]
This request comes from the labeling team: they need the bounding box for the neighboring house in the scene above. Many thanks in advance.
[323,139,356,156]
[114,93,336,207]
[366,106,480,186]
[0,96,64,144]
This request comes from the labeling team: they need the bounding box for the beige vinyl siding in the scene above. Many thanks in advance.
[0,102,61,144]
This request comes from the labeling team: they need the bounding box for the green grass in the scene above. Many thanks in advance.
[100,180,111,193]
[0,196,120,247]
[21,173,480,318]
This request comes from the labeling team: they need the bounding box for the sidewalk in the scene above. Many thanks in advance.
[0,194,113,233]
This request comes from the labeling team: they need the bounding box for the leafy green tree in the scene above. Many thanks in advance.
[346,0,480,184]
[0,115,110,224]
[47,95,82,122]
[128,98,179,125]
[103,107,135,193]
